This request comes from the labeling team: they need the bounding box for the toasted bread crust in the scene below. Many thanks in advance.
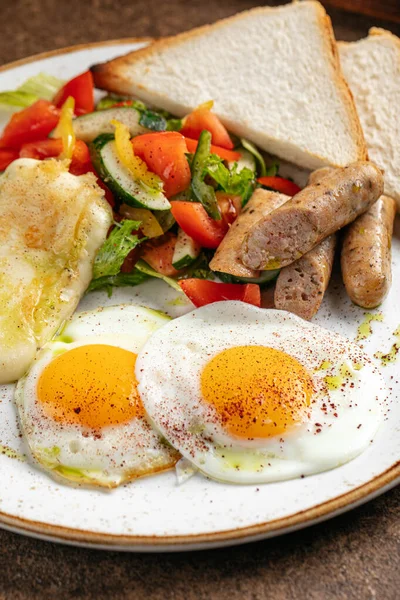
[92,1,367,167]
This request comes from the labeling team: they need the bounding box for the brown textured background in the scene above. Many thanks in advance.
[0,1,399,599]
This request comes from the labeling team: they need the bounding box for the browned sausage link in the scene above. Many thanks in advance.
[308,167,333,186]
[209,189,289,278]
[341,195,396,308]
[241,162,384,270]
[274,234,336,320]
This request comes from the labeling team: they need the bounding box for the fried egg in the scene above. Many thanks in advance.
[15,304,179,488]
[0,158,112,384]
[136,302,386,484]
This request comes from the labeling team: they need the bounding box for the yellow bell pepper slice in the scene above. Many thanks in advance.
[53,96,76,160]
[120,205,163,238]
[111,119,163,193]
[196,100,214,111]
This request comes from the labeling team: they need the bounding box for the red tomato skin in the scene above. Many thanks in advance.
[180,108,234,150]
[140,232,179,277]
[257,176,302,197]
[54,71,94,115]
[0,148,19,171]
[131,132,191,198]
[184,137,241,162]
[19,139,91,176]
[179,279,261,307]
[0,100,60,150]
[170,201,227,249]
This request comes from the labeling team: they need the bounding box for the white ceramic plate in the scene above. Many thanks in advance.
[0,41,399,552]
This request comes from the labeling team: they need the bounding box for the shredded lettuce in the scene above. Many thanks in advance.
[205,161,255,204]
[135,259,183,292]
[91,219,143,280]
[0,73,63,109]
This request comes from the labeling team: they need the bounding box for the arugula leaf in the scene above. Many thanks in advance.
[135,259,183,292]
[205,161,255,204]
[92,219,143,280]
[190,130,221,220]
[87,270,149,296]
[0,73,64,109]
[180,252,215,280]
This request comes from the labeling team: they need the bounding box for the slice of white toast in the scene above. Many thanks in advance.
[340,28,400,211]
[92,1,366,171]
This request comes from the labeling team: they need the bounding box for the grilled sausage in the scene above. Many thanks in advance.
[209,188,288,278]
[307,167,333,186]
[341,195,396,308]
[241,162,384,270]
[274,235,336,320]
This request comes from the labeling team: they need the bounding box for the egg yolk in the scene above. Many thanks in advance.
[37,344,143,429]
[201,346,314,439]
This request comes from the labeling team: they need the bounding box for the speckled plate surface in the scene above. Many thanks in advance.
[0,42,399,552]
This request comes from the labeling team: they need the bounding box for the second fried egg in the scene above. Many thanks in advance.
[136,302,386,484]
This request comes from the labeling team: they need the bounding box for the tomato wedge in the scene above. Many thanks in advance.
[184,137,240,162]
[257,176,302,196]
[132,132,191,198]
[179,279,261,308]
[170,201,227,249]
[0,148,19,171]
[141,232,179,277]
[54,71,94,115]
[19,138,91,176]
[180,107,234,150]
[0,100,60,150]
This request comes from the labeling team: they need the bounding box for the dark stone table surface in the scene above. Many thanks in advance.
[0,1,399,598]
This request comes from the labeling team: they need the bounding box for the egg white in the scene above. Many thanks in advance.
[15,304,179,488]
[136,302,387,484]
[0,158,113,384]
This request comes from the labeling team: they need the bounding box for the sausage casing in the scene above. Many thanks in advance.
[209,189,288,278]
[274,234,336,320]
[341,195,396,308]
[241,161,384,270]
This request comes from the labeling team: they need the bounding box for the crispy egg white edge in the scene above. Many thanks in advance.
[0,158,113,384]
[136,302,387,485]
[14,304,179,488]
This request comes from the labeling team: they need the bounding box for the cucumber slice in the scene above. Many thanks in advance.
[217,269,280,285]
[70,108,147,143]
[90,134,171,210]
[228,149,256,173]
[172,228,201,269]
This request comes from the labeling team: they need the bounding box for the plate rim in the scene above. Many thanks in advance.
[0,39,399,551]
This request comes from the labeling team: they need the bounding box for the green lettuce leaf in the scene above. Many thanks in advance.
[92,219,143,280]
[0,73,64,109]
[205,161,255,204]
[135,259,183,292]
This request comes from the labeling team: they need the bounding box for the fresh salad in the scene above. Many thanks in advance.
[0,70,302,308]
